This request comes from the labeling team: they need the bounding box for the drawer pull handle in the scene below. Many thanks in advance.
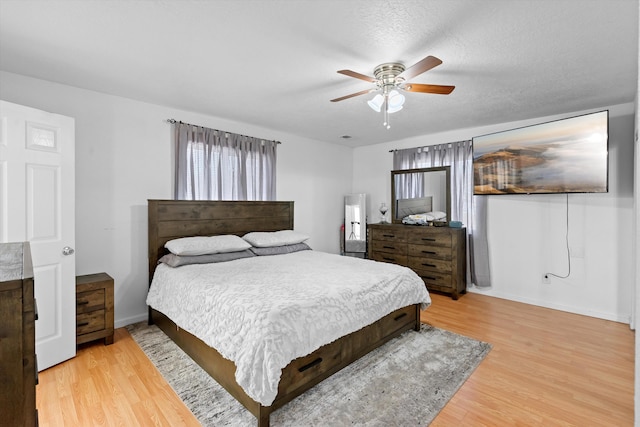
[77,301,89,306]
[421,276,437,281]
[382,234,395,238]
[422,238,436,241]
[394,313,408,321]
[422,251,437,255]
[299,357,322,372]
[382,257,395,261]
[422,263,437,268]
[77,322,89,327]
[383,245,396,249]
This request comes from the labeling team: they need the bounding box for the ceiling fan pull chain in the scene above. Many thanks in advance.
[383,96,389,129]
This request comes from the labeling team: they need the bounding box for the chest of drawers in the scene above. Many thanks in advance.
[76,273,114,346]
[0,242,38,426]
[368,223,467,299]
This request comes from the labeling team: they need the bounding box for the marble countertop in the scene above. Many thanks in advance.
[0,242,31,281]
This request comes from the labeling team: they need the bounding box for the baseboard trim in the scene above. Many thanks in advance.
[115,312,148,329]
[467,287,629,324]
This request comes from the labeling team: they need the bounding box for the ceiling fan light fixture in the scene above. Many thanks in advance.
[387,90,405,113]
[333,55,452,130]
[367,94,384,112]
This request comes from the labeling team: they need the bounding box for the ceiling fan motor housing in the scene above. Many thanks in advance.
[373,63,406,92]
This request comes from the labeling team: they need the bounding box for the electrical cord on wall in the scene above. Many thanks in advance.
[545,193,571,280]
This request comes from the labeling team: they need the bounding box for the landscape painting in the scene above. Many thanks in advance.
[472,111,609,195]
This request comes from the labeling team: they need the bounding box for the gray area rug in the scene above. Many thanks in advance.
[127,322,491,426]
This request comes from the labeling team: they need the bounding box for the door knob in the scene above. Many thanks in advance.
[62,246,75,256]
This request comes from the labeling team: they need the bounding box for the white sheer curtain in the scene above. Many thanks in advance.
[393,141,491,288]
[174,122,277,201]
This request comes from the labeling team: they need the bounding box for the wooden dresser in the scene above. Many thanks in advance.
[76,273,114,346]
[0,242,38,426]
[368,223,467,299]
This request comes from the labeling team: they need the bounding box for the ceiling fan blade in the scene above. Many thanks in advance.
[337,69,377,83]
[330,88,374,102]
[404,83,455,95]
[398,56,442,80]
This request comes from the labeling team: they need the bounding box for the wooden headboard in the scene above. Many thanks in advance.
[147,199,294,287]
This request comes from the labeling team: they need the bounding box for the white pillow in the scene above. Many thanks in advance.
[429,211,447,221]
[165,235,251,256]
[242,230,309,248]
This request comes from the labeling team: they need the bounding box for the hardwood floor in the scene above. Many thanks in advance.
[36,327,200,426]
[423,292,634,426]
[36,292,634,426]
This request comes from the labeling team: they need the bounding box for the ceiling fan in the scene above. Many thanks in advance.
[330,55,455,129]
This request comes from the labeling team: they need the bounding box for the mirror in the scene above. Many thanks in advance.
[343,193,367,257]
[391,166,451,224]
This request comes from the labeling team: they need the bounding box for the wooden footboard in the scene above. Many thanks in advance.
[151,304,420,427]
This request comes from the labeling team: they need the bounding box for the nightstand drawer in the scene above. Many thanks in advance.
[75,272,114,346]
[76,289,105,313]
[77,310,106,335]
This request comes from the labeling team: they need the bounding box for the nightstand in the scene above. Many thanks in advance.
[76,273,114,345]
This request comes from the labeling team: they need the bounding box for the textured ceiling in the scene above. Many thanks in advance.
[0,0,637,147]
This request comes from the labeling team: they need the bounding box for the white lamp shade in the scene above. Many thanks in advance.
[387,90,405,113]
[367,94,384,112]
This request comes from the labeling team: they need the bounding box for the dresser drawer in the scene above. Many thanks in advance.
[408,244,451,260]
[370,251,408,266]
[414,269,452,289]
[368,224,466,300]
[406,231,452,247]
[371,239,407,255]
[76,289,105,313]
[370,227,406,243]
[407,256,452,273]
[77,310,106,335]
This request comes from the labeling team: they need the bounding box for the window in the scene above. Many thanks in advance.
[174,122,277,201]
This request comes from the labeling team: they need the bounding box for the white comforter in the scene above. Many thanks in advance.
[146,250,431,406]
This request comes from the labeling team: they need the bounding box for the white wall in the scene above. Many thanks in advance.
[0,71,353,327]
[354,104,636,323]
[2,69,635,326]
[634,11,639,421]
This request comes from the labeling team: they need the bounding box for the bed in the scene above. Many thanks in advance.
[146,200,430,426]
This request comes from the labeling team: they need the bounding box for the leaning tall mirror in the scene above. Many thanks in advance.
[391,166,451,224]
[344,193,367,257]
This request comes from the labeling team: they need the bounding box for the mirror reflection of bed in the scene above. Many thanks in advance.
[396,196,432,218]
[391,166,451,224]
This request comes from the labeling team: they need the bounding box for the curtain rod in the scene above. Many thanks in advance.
[166,118,281,144]
[389,142,459,152]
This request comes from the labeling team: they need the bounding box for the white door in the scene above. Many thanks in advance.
[0,100,76,370]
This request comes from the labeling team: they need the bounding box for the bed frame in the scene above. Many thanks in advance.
[147,199,421,426]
